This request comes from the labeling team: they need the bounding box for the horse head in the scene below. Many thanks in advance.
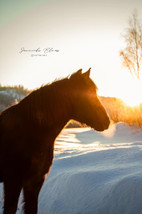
[69,68,110,131]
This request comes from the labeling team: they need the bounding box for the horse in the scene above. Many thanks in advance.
[0,68,110,214]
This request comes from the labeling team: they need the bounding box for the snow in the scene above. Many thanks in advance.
[0,122,142,214]
[0,90,24,100]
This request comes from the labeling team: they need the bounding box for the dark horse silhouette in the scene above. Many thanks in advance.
[0,68,110,214]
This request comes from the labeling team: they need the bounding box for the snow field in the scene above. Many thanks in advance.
[0,122,142,214]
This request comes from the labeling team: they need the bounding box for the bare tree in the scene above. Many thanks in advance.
[120,11,142,79]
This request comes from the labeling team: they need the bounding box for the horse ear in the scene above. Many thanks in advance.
[76,69,82,75]
[70,69,82,79]
[83,68,91,79]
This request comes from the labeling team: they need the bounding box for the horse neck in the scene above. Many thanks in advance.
[25,81,71,136]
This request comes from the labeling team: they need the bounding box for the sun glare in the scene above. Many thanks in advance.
[123,95,142,107]
[121,79,142,107]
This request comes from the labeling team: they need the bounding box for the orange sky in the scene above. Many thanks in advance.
[0,0,142,105]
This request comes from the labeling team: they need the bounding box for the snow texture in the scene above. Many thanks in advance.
[0,122,142,214]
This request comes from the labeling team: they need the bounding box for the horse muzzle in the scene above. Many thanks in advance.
[94,116,110,132]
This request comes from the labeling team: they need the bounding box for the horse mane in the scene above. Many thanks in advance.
[18,77,70,126]
[1,72,98,128]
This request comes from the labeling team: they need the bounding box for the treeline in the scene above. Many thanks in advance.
[0,85,29,112]
[0,84,29,95]
[0,85,141,126]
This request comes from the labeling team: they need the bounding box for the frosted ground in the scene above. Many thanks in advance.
[0,122,142,214]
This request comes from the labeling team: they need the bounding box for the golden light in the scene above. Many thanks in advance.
[121,78,142,107]
[123,95,142,107]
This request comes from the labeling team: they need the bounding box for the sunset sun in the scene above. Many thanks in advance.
[123,94,142,107]
[121,79,142,107]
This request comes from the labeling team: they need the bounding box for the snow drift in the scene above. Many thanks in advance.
[0,122,142,214]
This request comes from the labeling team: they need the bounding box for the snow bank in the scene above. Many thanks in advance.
[0,123,142,214]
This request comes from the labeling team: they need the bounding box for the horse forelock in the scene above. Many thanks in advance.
[69,73,98,95]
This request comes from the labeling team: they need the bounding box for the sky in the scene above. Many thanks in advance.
[0,0,142,105]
